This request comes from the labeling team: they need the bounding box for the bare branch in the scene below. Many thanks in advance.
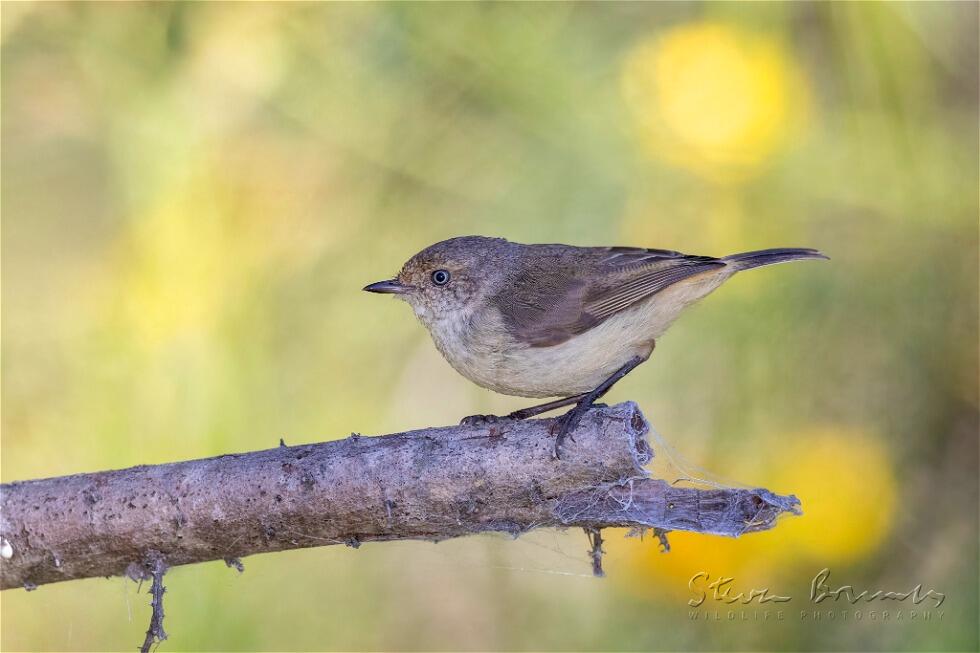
[0,402,800,591]
[139,553,168,653]
[584,527,605,577]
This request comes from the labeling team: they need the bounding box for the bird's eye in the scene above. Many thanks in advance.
[431,269,451,286]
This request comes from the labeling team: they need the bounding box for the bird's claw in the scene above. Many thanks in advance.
[550,409,586,459]
[460,413,508,427]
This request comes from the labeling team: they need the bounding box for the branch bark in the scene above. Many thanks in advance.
[0,402,800,590]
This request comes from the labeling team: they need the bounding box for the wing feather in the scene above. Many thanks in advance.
[491,246,725,347]
[585,256,724,320]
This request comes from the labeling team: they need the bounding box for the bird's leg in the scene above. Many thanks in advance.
[507,393,589,420]
[552,355,647,459]
[460,393,588,426]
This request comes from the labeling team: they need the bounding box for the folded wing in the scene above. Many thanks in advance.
[492,246,725,347]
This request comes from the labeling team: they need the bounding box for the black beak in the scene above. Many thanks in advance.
[363,279,411,295]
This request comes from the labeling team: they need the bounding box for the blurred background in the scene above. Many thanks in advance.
[2,2,977,651]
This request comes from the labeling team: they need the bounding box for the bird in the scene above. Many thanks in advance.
[364,236,827,457]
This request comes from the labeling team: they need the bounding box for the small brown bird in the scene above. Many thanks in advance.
[365,236,826,457]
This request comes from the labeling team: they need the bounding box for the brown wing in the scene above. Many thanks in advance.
[492,246,725,347]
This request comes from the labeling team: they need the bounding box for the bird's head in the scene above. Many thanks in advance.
[363,236,511,324]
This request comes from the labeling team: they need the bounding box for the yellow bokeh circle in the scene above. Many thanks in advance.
[621,23,809,182]
[764,427,898,563]
[607,426,897,597]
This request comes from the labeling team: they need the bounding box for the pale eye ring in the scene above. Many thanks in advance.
[431,269,451,286]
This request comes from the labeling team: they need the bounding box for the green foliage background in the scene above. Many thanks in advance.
[2,3,977,651]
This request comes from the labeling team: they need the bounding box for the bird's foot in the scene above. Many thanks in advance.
[460,413,513,427]
[550,403,596,459]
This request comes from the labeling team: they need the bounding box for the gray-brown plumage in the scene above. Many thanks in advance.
[365,236,827,456]
[492,245,726,347]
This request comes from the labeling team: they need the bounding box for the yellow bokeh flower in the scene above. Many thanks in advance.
[621,23,809,182]
[109,151,336,351]
[763,427,898,563]
[607,425,897,598]
[116,181,248,348]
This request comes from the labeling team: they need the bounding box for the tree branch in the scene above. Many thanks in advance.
[138,553,167,653]
[0,402,800,591]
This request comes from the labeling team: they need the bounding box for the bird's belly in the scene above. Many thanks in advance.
[485,343,641,398]
[446,304,664,398]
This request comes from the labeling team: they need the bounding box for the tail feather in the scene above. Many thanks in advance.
[723,248,828,271]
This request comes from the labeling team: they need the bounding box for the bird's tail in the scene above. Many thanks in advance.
[723,248,828,271]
